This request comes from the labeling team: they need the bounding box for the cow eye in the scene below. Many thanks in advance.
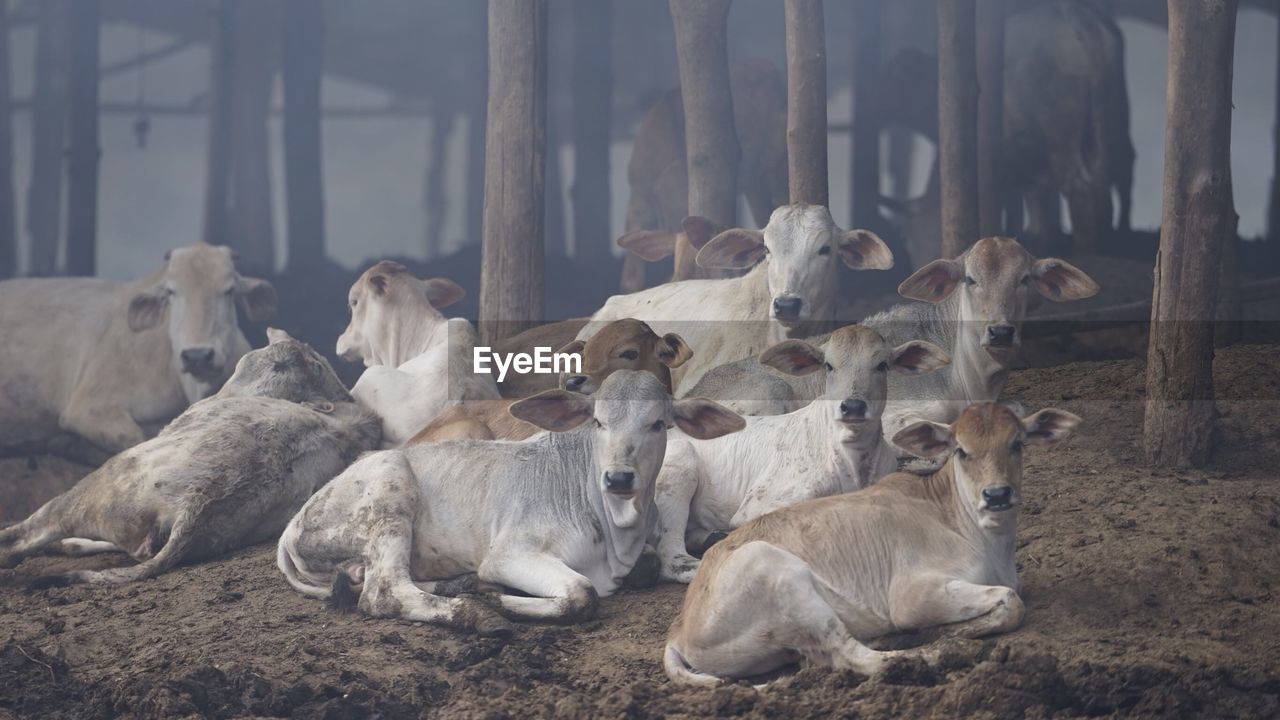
[619,349,639,361]
[349,298,358,308]
[592,418,602,429]
[875,362,888,372]
[1011,440,1024,453]
[650,420,665,432]
[956,447,969,460]
[818,246,831,256]
[1019,275,1030,286]
[823,362,833,372]
[963,275,977,286]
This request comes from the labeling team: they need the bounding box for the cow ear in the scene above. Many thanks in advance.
[422,277,465,309]
[838,229,894,270]
[696,229,766,270]
[892,419,955,458]
[673,398,745,440]
[556,339,586,357]
[236,276,278,322]
[1021,408,1082,446]
[890,340,951,375]
[656,333,693,368]
[617,230,678,261]
[681,216,719,250]
[898,259,963,303]
[265,327,296,345]
[127,286,170,332]
[509,390,595,432]
[1032,258,1099,301]
[759,339,825,376]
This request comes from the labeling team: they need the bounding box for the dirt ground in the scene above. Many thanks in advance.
[2,343,1280,719]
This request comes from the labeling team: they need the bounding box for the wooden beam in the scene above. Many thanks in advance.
[479,0,547,344]
[1143,0,1239,468]
[226,0,278,276]
[975,0,1003,236]
[202,0,233,247]
[0,0,16,279]
[26,0,68,276]
[669,0,739,233]
[65,0,99,277]
[570,0,613,264]
[281,0,326,270]
[936,0,980,257]
[784,0,828,206]
[849,1,880,228]
[99,37,192,79]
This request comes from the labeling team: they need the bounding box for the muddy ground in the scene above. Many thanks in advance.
[2,343,1280,719]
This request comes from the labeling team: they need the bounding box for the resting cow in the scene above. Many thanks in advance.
[0,243,276,462]
[580,204,893,394]
[276,370,743,634]
[664,402,1081,685]
[0,330,381,585]
[408,318,693,442]
[337,260,500,446]
[653,326,949,582]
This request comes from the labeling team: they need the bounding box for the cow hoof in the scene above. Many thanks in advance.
[661,555,700,584]
[700,532,729,553]
[458,600,515,638]
[27,573,73,592]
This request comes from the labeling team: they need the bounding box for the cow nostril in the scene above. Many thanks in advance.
[565,375,587,389]
[604,471,635,493]
[772,297,803,317]
[180,348,216,368]
[986,325,1016,345]
[982,486,1013,506]
[839,399,868,418]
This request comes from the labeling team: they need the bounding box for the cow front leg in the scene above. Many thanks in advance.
[478,553,599,623]
[889,573,1025,639]
[653,458,702,583]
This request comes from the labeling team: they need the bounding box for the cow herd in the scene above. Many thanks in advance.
[0,201,1099,687]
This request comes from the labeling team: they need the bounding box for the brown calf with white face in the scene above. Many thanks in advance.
[407,319,693,443]
[664,403,1080,686]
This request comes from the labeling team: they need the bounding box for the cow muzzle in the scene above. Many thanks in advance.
[603,470,636,497]
[180,347,221,377]
[980,485,1015,511]
[771,296,804,322]
[838,398,869,424]
[982,324,1019,349]
[563,374,596,395]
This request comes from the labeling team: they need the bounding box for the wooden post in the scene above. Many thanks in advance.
[480,0,547,344]
[785,0,828,206]
[26,0,69,276]
[975,0,1003,236]
[936,0,980,257]
[1268,10,1280,264]
[669,0,739,233]
[570,0,613,264]
[1143,0,1239,468]
[0,0,16,279]
[423,104,454,258]
[281,0,325,270]
[850,0,880,228]
[465,3,488,250]
[65,0,99,277]
[203,0,233,247]
[227,0,278,276]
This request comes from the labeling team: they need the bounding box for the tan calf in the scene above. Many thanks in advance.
[663,402,1080,686]
[408,319,692,443]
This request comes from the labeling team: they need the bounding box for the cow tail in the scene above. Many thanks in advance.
[663,643,722,688]
[275,527,336,600]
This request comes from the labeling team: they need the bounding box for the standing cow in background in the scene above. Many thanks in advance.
[877,0,1134,261]
[0,243,276,463]
[338,260,501,447]
[619,59,788,291]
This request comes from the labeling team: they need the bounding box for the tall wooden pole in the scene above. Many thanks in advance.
[1143,0,1239,468]
[0,0,16,279]
[203,0,233,247]
[1268,10,1280,264]
[669,0,739,234]
[281,0,325,270]
[480,0,547,344]
[975,0,1003,237]
[227,0,277,276]
[570,0,613,264]
[65,0,99,277]
[27,0,69,276]
[784,0,828,206]
[936,0,980,257]
[465,2,488,250]
[850,0,880,228]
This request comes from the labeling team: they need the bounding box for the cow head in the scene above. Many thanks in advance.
[557,318,692,396]
[127,244,276,389]
[761,325,949,441]
[897,237,1098,359]
[510,371,743,529]
[893,403,1081,530]
[617,215,722,283]
[217,328,352,405]
[696,204,892,327]
[337,260,464,367]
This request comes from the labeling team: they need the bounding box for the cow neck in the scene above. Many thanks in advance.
[383,303,449,368]
[943,292,1009,405]
[801,401,894,493]
[926,458,1019,587]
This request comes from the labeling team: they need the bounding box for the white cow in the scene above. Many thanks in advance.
[664,402,1081,685]
[653,325,950,582]
[579,204,893,394]
[337,260,500,447]
[0,243,276,463]
[276,370,744,634]
[0,331,381,584]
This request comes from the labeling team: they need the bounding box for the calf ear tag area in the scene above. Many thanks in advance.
[305,401,335,414]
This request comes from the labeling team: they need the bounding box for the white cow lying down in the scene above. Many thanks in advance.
[664,402,1080,686]
[337,260,500,447]
[277,370,744,635]
[654,325,950,582]
[0,331,381,586]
